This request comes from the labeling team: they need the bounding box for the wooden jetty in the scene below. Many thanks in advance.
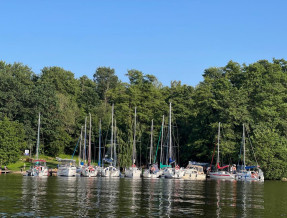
[0,169,11,174]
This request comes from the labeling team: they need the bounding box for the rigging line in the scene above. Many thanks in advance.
[210,143,217,170]
[72,136,81,159]
[154,125,162,164]
[246,127,259,166]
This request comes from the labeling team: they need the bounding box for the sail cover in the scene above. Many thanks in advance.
[217,163,229,170]
[245,166,258,170]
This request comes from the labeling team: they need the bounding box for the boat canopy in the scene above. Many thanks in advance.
[160,163,171,168]
[245,166,258,170]
[33,160,46,162]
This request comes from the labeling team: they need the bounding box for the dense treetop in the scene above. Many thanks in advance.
[0,59,287,179]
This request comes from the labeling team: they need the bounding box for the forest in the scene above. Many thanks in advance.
[0,59,287,180]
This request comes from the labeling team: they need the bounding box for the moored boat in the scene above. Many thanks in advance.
[29,160,49,177]
[26,113,49,177]
[57,159,77,177]
[208,122,235,180]
[183,162,206,180]
[125,107,141,178]
[235,124,264,181]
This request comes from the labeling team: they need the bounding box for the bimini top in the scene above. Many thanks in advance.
[33,160,46,163]
[59,159,76,163]
[245,166,260,170]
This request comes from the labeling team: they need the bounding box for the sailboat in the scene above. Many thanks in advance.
[125,107,142,178]
[27,113,49,177]
[102,104,120,177]
[235,124,264,181]
[143,119,160,178]
[163,102,184,179]
[57,159,77,177]
[208,122,235,180]
[58,133,81,177]
[81,114,97,177]
[96,119,103,176]
[182,161,206,180]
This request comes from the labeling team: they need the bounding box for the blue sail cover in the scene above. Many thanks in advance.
[103,158,113,163]
[168,158,175,164]
[245,166,257,170]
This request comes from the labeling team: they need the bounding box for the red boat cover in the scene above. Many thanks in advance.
[217,163,229,169]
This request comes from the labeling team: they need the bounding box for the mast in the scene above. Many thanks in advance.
[88,113,92,165]
[243,124,246,168]
[169,102,172,161]
[132,107,137,167]
[114,119,117,167]
[111,104,114,161]
[79,126,83,165]
[98,119,101,167]
[149,119,154,165]
[160,115,164,165]
[36,112,40,160]
[84,117,87,163]
[217,122,220,165]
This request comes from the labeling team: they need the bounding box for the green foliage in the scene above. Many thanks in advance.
[0,117,26,165]
[1,59,287,180]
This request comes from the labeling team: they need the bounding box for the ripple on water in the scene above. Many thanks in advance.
[0,175,268,217]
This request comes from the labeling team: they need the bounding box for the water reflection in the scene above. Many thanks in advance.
[22,176,48,216]
[0,175,266,217]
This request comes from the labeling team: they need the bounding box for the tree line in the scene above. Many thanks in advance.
[0,59,287,179]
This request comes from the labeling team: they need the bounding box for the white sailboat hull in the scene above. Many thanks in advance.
[142,169,160,178]
[125,167,141,178]
[81,166,98,177]
[30,166,49,177]
[164,168,184,179]
[209,171,235,180]
[102,166,120,177]
[235,172,264,181]
[57,166,77,177]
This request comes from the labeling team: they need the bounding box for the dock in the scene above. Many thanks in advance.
[0,169,11,174]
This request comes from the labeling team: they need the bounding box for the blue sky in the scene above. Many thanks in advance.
[0,1,286,86]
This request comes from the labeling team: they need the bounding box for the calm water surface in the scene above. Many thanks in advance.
[0,174,284,217]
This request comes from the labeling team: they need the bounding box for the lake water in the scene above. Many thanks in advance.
[0,174,286,217]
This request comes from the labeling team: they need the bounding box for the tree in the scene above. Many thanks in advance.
[0,117,26,164]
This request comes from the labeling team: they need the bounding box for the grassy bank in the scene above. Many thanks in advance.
[3,154,79,172]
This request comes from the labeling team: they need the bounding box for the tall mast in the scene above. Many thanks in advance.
[132,107,137,167]
[36,112,40,160]
[217,122,220,165]
[114,119,117,167]
[243,124,246,168]
[169,102,172,161]
[88,113,92,165]
[79,126,83,165]
[98,119,101,167]
[84,117,87,162]
[111,104,114,160]
[149,119,154,165]
[160,115,164,165]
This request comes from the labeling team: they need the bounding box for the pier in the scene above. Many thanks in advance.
[0,169,11,174]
